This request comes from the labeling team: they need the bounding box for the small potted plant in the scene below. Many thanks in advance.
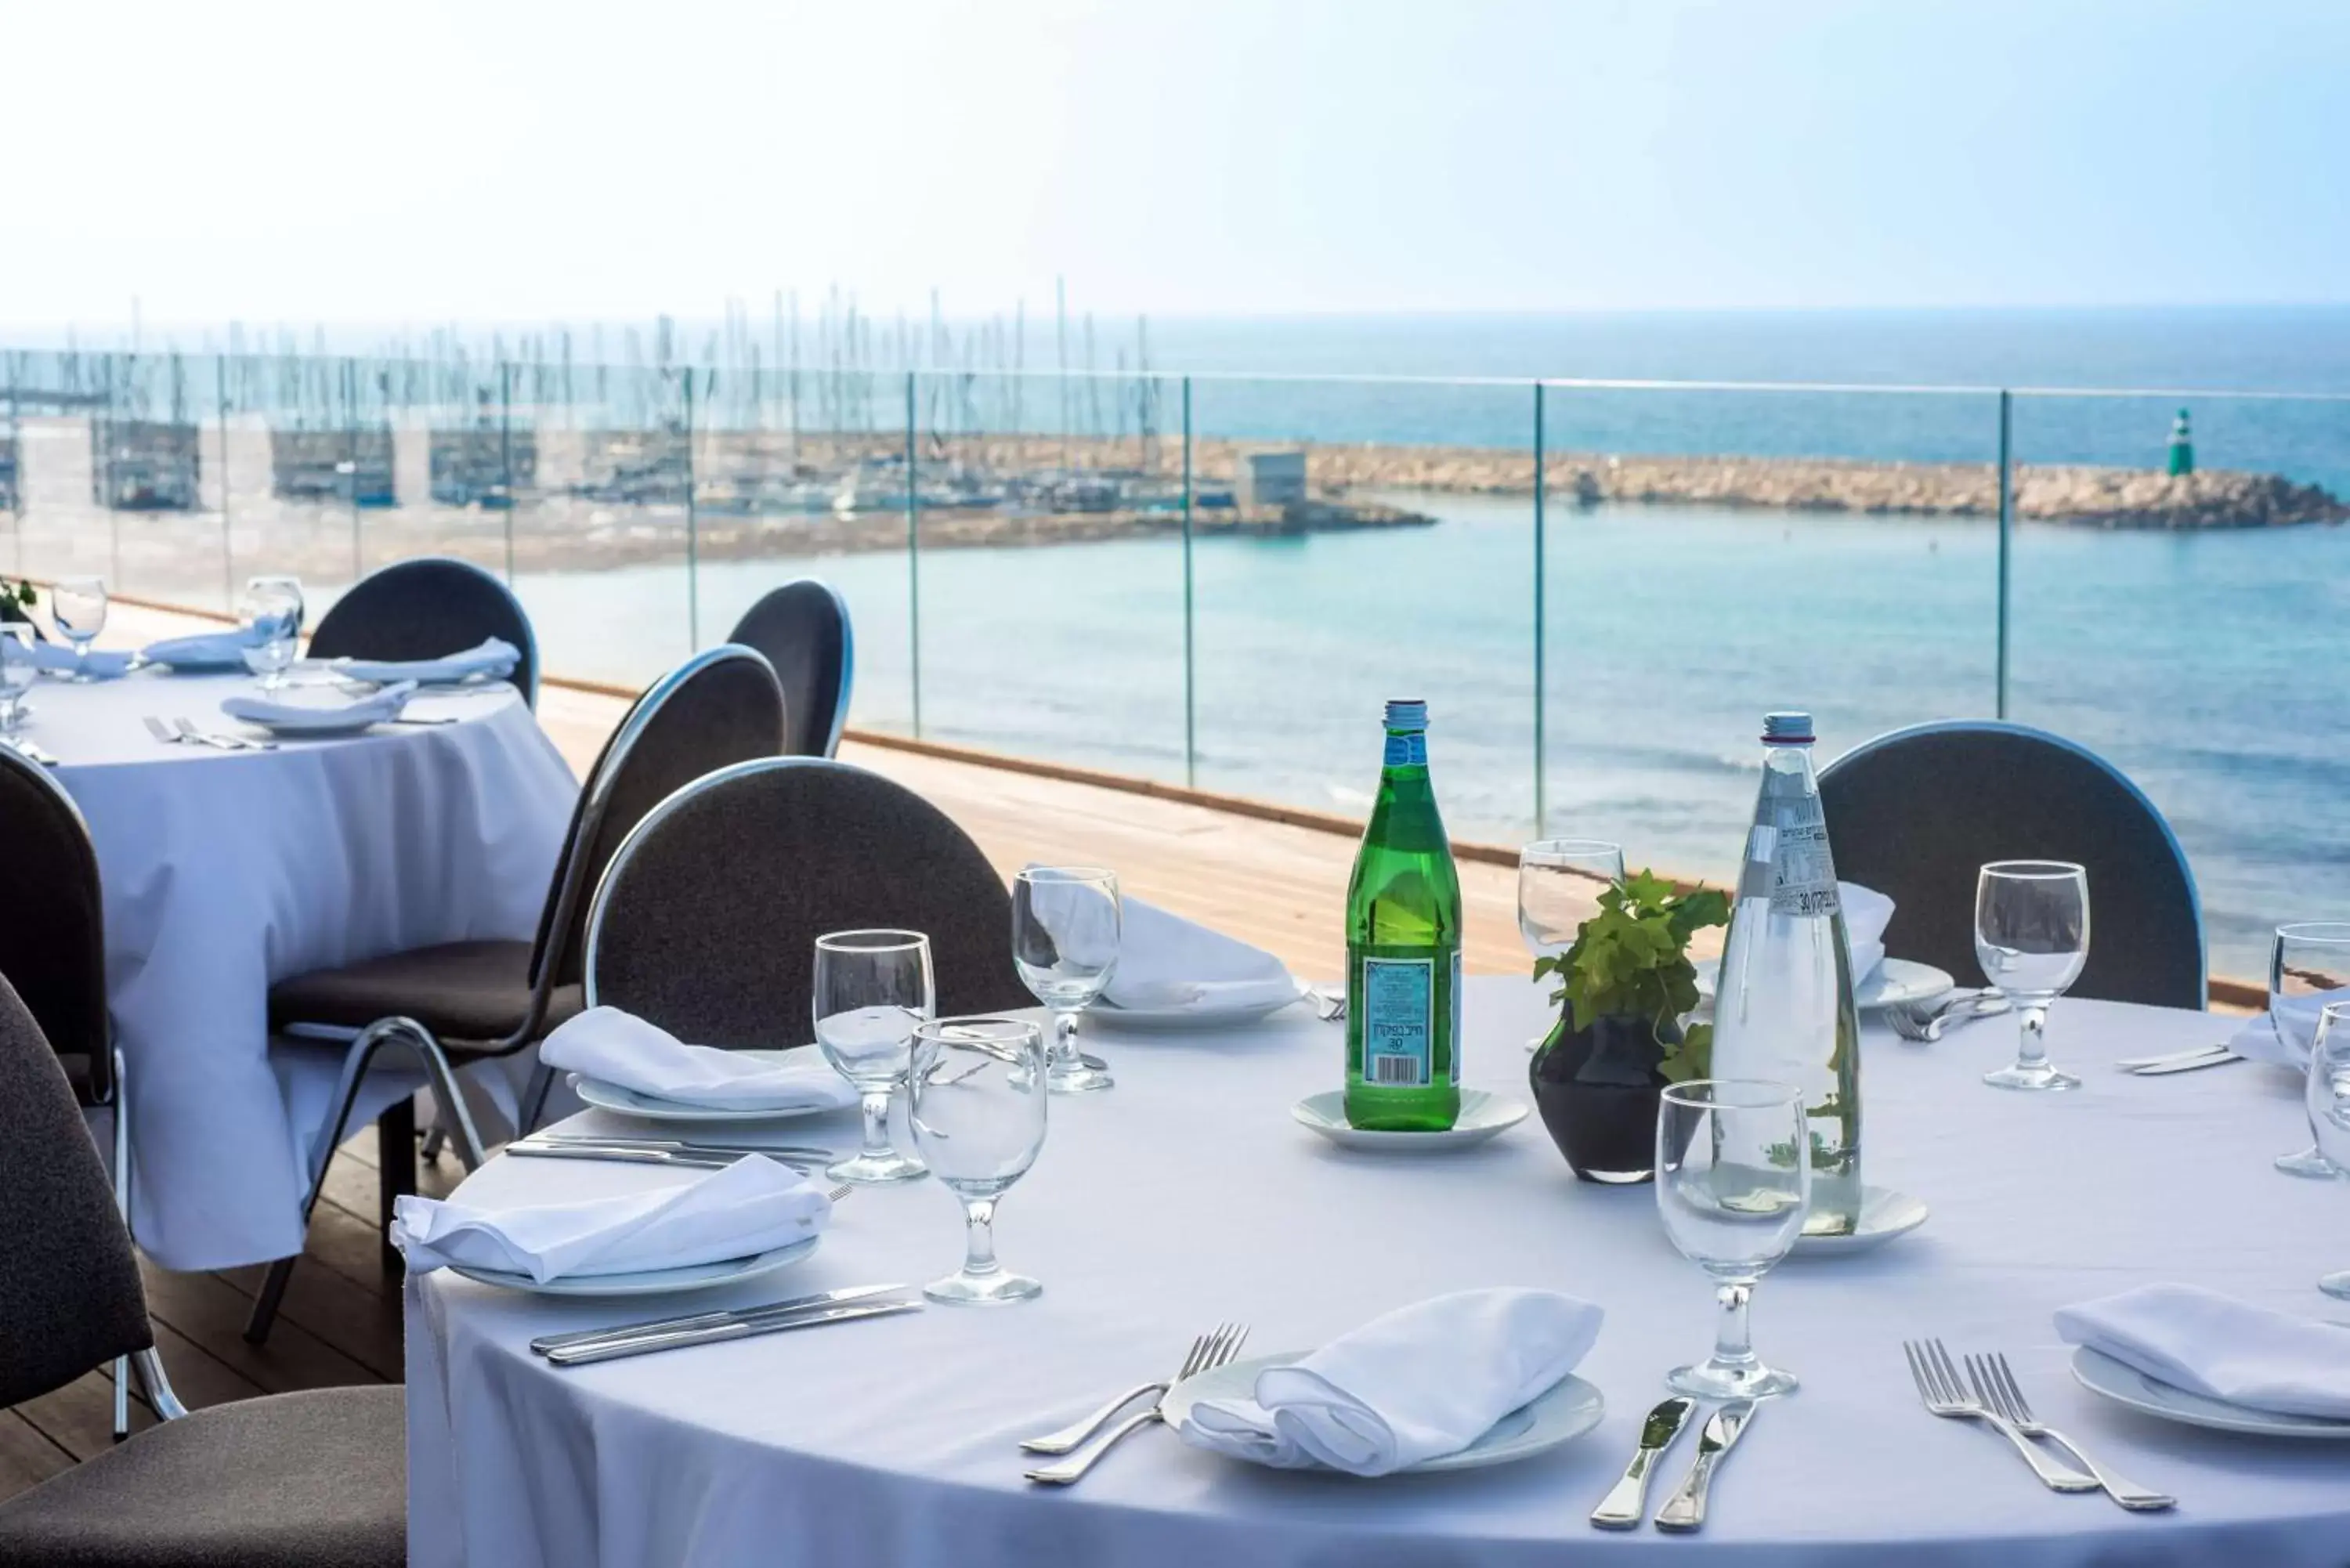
[1529,871,1728,1184]
[0,580,35,625]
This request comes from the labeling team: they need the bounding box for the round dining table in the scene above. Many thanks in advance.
[405,977,2350,1567]
[22,664,575,1270]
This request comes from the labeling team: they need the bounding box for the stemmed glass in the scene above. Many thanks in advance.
[1974,861,2089,1091]
[237,576,305,692]
[1012,866,1120,1094]
[908,1017,1047,1305]
[1517,839,1623,1049]
[0,623,36,732]
[2269,923,2350,1178]
[2308,1003,2350,1300]
[49,577,107,682]
[1655,1078,1810,1400]
[812,929,935,1185]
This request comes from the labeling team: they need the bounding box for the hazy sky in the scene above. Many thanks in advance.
[2,0,2342,332]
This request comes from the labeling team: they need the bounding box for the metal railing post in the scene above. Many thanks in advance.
[906,371,922,737]
[216,354,233,609]
[1996,388,2012,720]
[1532,381,1546,836]
[684,369,700,650]
[499,362,515,584]
[1181,376,1196,789]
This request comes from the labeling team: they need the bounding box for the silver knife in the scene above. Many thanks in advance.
[530,1133,839,1160]
[1590,1396,1697,1528]
[504,1142,738,1171]
[2127,1049,2243,1075]
[1654,1400,1756,1533]
[2114,1042,2235,1071]
[530,1282,912,1355]
[544,1297,921,1365]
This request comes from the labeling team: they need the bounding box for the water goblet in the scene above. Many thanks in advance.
[2308,1003,2350,1300]
[812,929,935,1185]
[237,576,305,692]
[1012,866,1119,1093]
[49,577,107,682]
[2269,923,2350,1178]
[1975,860,2089,1091]
[1517,838,1623,1049]
[1655,1078,1810,1400]
[908,1017,1047,1305]
[0,623,36,732]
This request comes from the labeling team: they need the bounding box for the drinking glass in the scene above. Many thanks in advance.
[1012,866,1120,1094]
[1517,838,1623,1049]
[1655,1078,1810,1400]
[49,577,107,682]
[237,576,305,692]
[908,1017,1047,1304]
[2308,1003,2350,1300]
[1974,861,2090,1091]
[812,929,935,1185]
[0,623,36,732]
[2269,923,2350,1177]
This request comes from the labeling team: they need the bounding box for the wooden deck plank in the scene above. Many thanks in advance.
[0,1412,75,1502]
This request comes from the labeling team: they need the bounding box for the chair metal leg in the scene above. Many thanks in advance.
[131,1347,186,1422]
[110,1046,132,1440]
[519,1060,555,1137]
[420,1125,447,1162]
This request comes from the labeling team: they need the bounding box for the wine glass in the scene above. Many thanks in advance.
[49,577,107,682]
[1517,838,1623,1049]
[237,576,305,692]
[2308,1003,2350,1300]
[812,929,935,1185]
[1974,861,2089,1091]
[908,1017,1047,1305]
[0,623,36,732]
[2269,923,2350,1178]
[1012,866,1119,1094]
[1655,1078,1810,1400]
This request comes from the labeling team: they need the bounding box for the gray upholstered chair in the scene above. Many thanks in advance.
[1818,720,2205,1009]
[584,757,1029,1049]
[0,744,135,1437]
[307,555,540,708]
[0,971,405,1567]
[244,644,786,1342]
[725,579,854,757]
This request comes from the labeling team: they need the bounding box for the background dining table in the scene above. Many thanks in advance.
[27,665,575,1270]
[405,977,2350,1568]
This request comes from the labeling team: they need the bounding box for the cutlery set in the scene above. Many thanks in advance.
[504,1133,839,1172]
[531,1275,914,1366]
[2115,1042,2242,1075]
[1021,1324,1252,1486]
[1903,1339,2173,1510]
[1886,988,2008,1043]
[1589,1396,1753,1533]
[1,735,58,766]
[143,714,276,751]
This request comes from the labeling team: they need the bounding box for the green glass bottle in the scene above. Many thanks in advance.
[1344,699,1463,1130]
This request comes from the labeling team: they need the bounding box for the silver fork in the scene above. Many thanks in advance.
[1968,1352,2174,1511]
[1025,1322,1250,1485]
[1021,1321,1246,1456]
[175,716,274,751]
[1887,991,2007,1043]
[1903,1339,2098,1491]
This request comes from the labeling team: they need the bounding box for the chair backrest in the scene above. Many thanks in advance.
[0,971,151,1408]
[525,645,786,1006]
[1818,721,2205,1008]
[308,555,541,709]
[725,580,854,757]
[584,757,1030,1049]
[0,746,110,1100]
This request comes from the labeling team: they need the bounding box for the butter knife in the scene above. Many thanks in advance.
[2131,1050,2244,1076]
[1589,1396,1697,1528]
[530,1282,912,1355]
[1654,1400,1756,1533]
[504,1142,737,1171]
[544,1297,920,1365]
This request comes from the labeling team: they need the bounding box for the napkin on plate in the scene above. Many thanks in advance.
[1100,894,1300,1016]
[540,1006,860,1111]
[26,642,134,678]
[140,625,267,669]
[1177,1288,1604,1476]
[1842,881,1894,982]
[219,680,417,731]
[331,636,519,685]
[2055,1284,2350,1420]
[2225,988,2350,1068]
[391,1154,830,1284]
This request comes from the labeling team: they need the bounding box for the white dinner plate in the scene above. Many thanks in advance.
[1694,956,1954,1013]
[1291,1089,1527,1151]
[1162,1351,1605,1475]
[570,1052,851,1124]
[2069,1346,2350,1440]
[447,1233,822,1298]
[1789,1185,1929,1256]
[222,693,407,737]
[1091,992,1306,1031]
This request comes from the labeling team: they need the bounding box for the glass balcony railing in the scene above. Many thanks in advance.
[3,348,2343,977]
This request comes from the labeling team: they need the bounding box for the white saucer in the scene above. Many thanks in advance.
[570,1051,855,1124]
[1789,1185,1929,1255]
[1163,1351,1604,1474]
[1291,1089,1527,1151]
[1695,956,1954,1013]
[448,1233,822,1298]
[2070,1346,2350,1440]
[1091,994,1305,1032]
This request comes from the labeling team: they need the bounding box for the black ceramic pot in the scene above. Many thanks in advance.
[1528,1010,1676,1183]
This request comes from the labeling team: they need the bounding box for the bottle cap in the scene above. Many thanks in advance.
[1762,711,1814,745]
[1384,699,1428,732]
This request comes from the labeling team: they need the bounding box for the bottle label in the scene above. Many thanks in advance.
[1382,732,1427,768]
[1767,798,1841,916]
[1451,948,1463,1084]
[1361,956,1434,1086]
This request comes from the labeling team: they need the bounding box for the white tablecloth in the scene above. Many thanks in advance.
[407,981,2350,1567]
[27,668,576,1270]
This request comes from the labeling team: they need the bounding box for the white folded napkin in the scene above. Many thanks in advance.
[1101,894,1298,1015]
[391,1154,830,1284]
[2226,988,2350,1068]
[331,637,519,685]
[141,626,266,668]
[27,641,133,677]
[1842,881,1894,982]
[540,1006,859,1111]
[1177,1288,1603,1476]
[219,680,417,730]
[2055,1284,2350,1420]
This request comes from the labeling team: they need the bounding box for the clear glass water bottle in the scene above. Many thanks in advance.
[1707,711,1862,1236]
